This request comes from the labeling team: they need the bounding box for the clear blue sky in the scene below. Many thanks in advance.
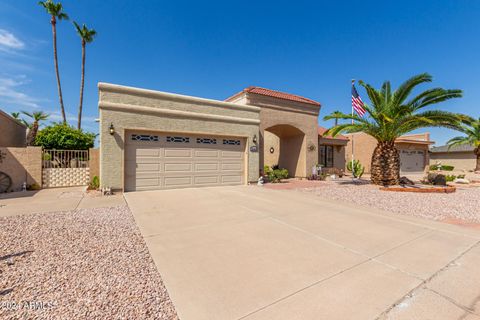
[1,0,479,145]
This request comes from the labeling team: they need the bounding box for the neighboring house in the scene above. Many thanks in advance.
[99,84,326,191]
[0,109,27,147]
[430,144,477,171]
[318,126,348,173]
[344,132,433,174]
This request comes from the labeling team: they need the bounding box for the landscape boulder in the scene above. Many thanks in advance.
[399,176,415,186]
[453,178,470,184]
[426,173,447,186]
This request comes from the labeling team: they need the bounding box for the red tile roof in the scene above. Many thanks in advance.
[226,86,321,106]
[318,126,348,140]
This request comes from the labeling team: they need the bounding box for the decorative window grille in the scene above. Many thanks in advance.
[196,138,217,144]
[166,136,190,143]
[222,139,240,145]
[131,134,159,142]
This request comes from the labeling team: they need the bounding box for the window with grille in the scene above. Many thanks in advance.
[166,136,190,143]
[196,138,217,144]
[223,139,240,145]
[131,134,159,142]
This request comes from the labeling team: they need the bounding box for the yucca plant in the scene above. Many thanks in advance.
[324,73,463,185]
[22,111,49,146]
[447,116,480,172]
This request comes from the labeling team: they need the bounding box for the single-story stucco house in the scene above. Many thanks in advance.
[430,144,477,171]
[98,84,349,191]
[344,132,434,174]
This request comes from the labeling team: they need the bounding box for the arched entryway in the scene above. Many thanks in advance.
[262,124,306,177]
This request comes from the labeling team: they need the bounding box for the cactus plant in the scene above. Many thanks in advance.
[347,159,365,178]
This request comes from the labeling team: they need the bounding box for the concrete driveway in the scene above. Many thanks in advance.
[125,186,480,320]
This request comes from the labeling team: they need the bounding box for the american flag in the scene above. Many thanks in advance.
[352,85,366,117]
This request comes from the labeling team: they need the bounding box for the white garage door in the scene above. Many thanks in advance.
[125,131,246,191]
[400,149,425,173]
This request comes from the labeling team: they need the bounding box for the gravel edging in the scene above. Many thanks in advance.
[0,206,178,320]
[299,182,480,223]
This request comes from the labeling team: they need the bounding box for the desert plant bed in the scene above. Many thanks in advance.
[379,185,456,193]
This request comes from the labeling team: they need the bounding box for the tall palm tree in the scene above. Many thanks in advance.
[73,22,97,129]
[447,116,480,172]
[38,0,68,124]
[324,73,463,185]
[22,111,49,146]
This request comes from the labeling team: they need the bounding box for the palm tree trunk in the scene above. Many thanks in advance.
[26,122,39,146]
[370,141,400,186]
[51,17,67,124]
[475,148,480,172]
[77,40,85,129]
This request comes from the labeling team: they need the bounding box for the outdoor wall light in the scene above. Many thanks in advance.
[109,123,115,135]
[270,147,275,154]
[253,134,257,144]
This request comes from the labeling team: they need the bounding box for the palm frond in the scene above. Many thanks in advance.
[392,73,432,106]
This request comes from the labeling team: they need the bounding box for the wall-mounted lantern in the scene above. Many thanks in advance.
[253,134,257,144]
[109,123,115,135]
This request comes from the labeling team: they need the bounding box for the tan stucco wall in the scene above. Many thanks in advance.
[430,152,477,171]
[0,146,42,192]
[89,148,100,183]
[239,94,320,177]
[0,110,27,147]
[98,83,260,190]
[345,133,429,173]
[263,130,280,168]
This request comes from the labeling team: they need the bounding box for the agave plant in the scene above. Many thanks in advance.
[447,116,480,172]
[324,73,463,185]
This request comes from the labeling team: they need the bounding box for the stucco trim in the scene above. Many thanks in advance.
[98,82,261,113]
[99,101,261,125]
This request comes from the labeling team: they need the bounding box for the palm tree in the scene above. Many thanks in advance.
[22,111,49,146]
[38,0,68,124]
[73,22,97,129]
[324,73,463,185]
[447,116,480,172]
[11,112,20,119]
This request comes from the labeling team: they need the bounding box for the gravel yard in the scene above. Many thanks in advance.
[0,206,178,320]
[300,181,480,223]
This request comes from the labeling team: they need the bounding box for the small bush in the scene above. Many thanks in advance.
[89,175,100,190]
[429,164,454,171]
[264,165,289,183]
[445,175,456,182]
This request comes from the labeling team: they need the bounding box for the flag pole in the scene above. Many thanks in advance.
[351,79,355,179]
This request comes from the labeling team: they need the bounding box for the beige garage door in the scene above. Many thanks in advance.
[124,131,245,191]
[400,149,425,173]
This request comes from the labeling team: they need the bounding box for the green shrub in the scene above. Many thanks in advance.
[429,164,454,171]
[264,165,289,183]
[445,175,456,182]
[347,159,365,178]
[35,123,96,150]
[89,176,100,190]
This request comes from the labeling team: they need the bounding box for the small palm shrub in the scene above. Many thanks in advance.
[347,160,365,178]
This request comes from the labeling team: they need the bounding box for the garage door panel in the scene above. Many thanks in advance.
[221,162,242,171]
[221,151,243,159]
[194,162,220,171]
[164,176,192,187]
[194,176,220,185]
[164,148,192,158]
[125,131,245,191]
[164,163,192,172]
[135,163,162,172]
[136,177,161,187]
[221,175,242,184]
[195,150,220,158]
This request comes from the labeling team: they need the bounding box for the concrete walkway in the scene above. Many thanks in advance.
[0,187,126,217]
[125,186,480,320]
